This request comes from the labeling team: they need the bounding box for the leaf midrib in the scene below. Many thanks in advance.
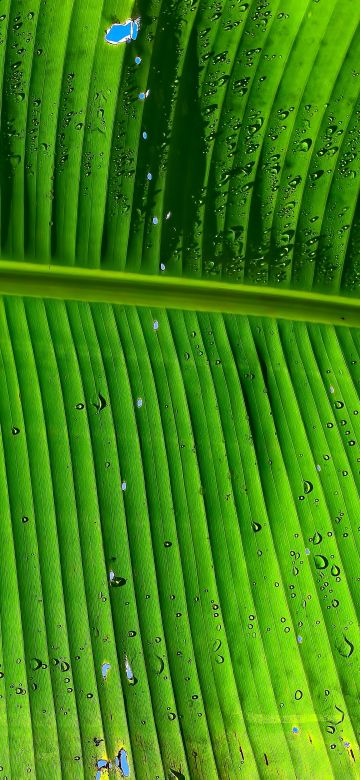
[0,259,359,327]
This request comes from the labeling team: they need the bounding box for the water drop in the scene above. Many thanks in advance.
[336,634,354,658]
[314,555,328,570]
[252,521,262,532]
[303,480,313,494]
[105,18,140,45]
[299,138,312,152]
[101,662,111,679]
[109,571,127,587]
[312,531,322,545]
[93,393,107,413]
[115,749,130,777]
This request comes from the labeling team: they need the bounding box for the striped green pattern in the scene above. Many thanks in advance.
[0,296,358,778]
[0,0,358,294]
[0,0,360,777]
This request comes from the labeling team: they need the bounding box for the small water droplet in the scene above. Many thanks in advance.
[109,571,127,587]
[299,138,312,152]
[312,531,322,545]
[101,662,111,679]
[252,521,262,532]
[93,393,107,413]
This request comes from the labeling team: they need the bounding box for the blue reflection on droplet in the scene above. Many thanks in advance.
[116,749,130,776]
[101,662,111,679]
[105,18,140,45]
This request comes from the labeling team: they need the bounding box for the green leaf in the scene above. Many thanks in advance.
[0,2,359,779]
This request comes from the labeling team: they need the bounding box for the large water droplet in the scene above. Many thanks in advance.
[93,393,107,413]
[336,634,354,658]
[314,555,328,570]
[115,749,130,777]
[105,18,140,45]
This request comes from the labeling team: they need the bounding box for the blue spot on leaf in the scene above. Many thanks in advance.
[105,19,140,45]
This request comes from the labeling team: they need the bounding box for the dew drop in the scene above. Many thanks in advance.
[314,555,329,570]
[303,480,313,494]
[251,521,262,532]
[311,531,322,545]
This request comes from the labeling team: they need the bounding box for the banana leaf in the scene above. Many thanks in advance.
[0,1,358,778]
